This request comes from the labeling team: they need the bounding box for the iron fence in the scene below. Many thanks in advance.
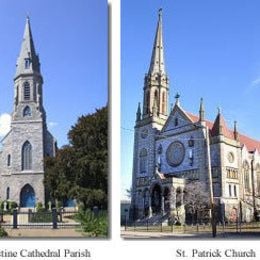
[124,219,260,235]
[0,208,80,229]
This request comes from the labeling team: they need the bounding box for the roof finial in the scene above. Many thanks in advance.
[158,8,162,19]
[136,102,141,121]
[199,98,205,122]
[234,120,239,141]
[217,106,221,115]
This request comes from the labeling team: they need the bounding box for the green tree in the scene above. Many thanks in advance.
[44,106,108,210]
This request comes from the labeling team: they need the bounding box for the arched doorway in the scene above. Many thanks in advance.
[20,184,35,207]
[151,184,162,213]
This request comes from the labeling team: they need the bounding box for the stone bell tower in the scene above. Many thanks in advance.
[130,9,170,220]
[0,17,56,207]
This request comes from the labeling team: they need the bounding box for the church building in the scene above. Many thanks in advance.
[0,18,56,207]
[130,10,260,224]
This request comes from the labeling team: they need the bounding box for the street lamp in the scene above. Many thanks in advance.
[205,127,217,237]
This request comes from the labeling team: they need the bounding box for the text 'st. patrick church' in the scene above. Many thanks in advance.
[130,10,260,224]
[0,18,56,207]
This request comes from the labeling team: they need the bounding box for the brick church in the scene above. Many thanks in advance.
[0,18,56,207]
[130,10,260,224]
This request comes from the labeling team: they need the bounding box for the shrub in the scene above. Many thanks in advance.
[75,210,108,237]
[8,201,18,210]
[36,202,44,212]
[0,227,8,237]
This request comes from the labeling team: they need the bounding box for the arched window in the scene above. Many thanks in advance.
[256,164,260,196]
[154,90,158,99]
[7,154,11,166]
[22,141,32,170]
[23,82,30,100]
[234,185,237,197]
[146,91,150,114]
[25,58,30,69]
[139,148,148,174]
[6,187,10,200]
[15,85,19,106]
[162,91,166,115]
[229,184,232,197]
[243,161,250,193]
[154,90,158,110]
[174,117,179,126]
[23,106,32,117]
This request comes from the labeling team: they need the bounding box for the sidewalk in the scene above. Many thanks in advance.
[6,228,85,238]
[121,230,260,239]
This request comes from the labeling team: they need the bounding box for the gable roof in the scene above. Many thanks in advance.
[186,112,260,152]
[161,104,194,132]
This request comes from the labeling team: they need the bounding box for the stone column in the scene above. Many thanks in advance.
[170,189,176,211]
[180,190,184,206]
[149,196,152,217]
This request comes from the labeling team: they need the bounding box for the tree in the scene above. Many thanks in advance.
[45,105,108,210]
[125,187,132,199]
[183,181,210,224]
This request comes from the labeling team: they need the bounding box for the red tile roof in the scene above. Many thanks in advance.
[186,112,260,152]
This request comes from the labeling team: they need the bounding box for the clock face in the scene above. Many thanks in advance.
[141,128,148,139]
[166,141,185,167]
[227,152,234,163]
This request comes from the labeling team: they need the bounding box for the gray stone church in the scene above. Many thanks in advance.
[0,18,56,207]
[130,10,260,224]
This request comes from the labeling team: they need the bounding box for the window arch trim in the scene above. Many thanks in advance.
[23,82,30,100]
[22,141,32,171]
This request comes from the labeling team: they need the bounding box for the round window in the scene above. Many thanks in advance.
[166,141,185,167]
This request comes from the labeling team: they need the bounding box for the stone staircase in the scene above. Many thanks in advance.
[135,213,169,226]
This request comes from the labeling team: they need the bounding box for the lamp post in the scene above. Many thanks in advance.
[205,127,217,237]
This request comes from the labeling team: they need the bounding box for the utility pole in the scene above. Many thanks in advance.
[205,127,216,237]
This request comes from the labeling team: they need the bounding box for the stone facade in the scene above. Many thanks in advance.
[130,10,260,224]
[0,18,56,207]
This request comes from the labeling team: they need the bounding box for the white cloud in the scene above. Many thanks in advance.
[0,113,11,137]
[48,121,58,129]
[251,78,260,88]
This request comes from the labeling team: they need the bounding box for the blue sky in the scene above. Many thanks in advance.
[121,0,260,199]
[0,0,107,146]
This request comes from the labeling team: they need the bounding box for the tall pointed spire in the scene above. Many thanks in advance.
[211,108,233,139]
[15,17,41,79]
[142,9,169,121]
[136,102,141,121]
[233,121,239,141]
[148,8,165,75]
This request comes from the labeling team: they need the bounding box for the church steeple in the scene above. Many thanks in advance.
[142,9,169,121]
[15,17,41,79]
[12,17,44,120]
[148,8,165,75]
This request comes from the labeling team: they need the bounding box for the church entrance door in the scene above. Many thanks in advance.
[151,184,162,213]
[20,184,35,207]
